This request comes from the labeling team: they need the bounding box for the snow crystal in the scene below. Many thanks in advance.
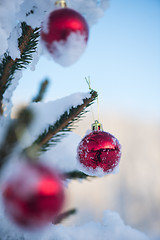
[76,159,120,177]
[40,132,81,173]
[2,70,23,117]
[0,115,11,145]
[0,208,150,240]
[29,40,42,71]
[41,11,50,34]
[7,25,21,60]
[17,0,55,29]
[47,210,150,240]
[0,28,8,56]
[41,32,87,67]
[0,0,24,56]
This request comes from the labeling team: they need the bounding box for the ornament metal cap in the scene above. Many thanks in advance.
[55,0,67,8]
[91,120,103,131]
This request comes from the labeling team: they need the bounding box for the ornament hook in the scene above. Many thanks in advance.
[85,76,92,91]
[55,0,67,8]
[91,120,103,131]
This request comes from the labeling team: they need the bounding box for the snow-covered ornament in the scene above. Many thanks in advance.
[2,161,65,229]
[41,0,89,66]
[77,120,121,176]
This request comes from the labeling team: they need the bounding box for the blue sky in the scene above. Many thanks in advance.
[12,0,160,121]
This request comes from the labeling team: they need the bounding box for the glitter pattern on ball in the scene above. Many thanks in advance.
[77,130,121,176]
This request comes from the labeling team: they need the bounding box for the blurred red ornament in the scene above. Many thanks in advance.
[41,8,89,59]
[2,162,65,229]
[77,121,121,175]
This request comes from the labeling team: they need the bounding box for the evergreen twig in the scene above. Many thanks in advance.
[32,79,49,103]
[0,22,40,113]
[65,170,94,180]
[53,209,77,224]
[23,90,98,157]
[0,108,33,170]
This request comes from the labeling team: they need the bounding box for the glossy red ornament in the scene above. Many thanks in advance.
[2,162,65,229]
[77,123,121,175]
[41,8,89,65]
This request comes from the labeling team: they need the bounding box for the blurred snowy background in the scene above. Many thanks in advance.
[10,0,160,239]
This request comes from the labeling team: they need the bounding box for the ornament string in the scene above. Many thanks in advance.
[97,95,100,122]
[85,76,100,123]
[85,76,92,91]
[85,76,95,122]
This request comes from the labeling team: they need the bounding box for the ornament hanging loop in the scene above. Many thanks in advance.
[85,76,92,91]
[85,76,95,121]
[85,77,102,130]
[55,0,67,8]
[97,95,100,122]
[85,77,100,121]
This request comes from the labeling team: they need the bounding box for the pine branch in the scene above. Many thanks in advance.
[23,90,98,157]
[0,108,33,170]
[53,208,77,224]
[32,79,49,103]
[0,22,40,113]
[65,170,94,180]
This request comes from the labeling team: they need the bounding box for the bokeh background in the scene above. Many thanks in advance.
[12,0,160,239]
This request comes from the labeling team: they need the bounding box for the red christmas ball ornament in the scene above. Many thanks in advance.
[2,161,65,229]
[41,7,89,66]
[77,120,121,176]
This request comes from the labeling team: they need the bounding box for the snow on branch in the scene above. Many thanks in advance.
[0,22,39,114]
[23,90,98,157]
